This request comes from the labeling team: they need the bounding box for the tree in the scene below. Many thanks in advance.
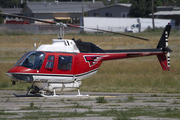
[0,0,6,7]
[129,0,161,18]
[118,0,130,3]
[161,0,175,6]
[0,0,19,8]
[0,10,4,24]
[175,0,180,6]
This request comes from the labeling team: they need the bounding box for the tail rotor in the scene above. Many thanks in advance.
[165,31,171,69]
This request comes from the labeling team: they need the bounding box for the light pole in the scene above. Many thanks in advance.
[81,0,84,32]
[152,0,155,30]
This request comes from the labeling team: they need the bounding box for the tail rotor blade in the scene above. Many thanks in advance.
[165,30,170,69]
[167,52,170,68]
[165,31,169,48]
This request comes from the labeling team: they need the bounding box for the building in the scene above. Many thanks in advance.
[87,4,131,18]
[150,6,180,25]
[0,8,22,15]
[0,8,24,24]
[21,1,105,24]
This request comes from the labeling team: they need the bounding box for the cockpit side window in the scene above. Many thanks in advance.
[20,52,45,70]
[58,55,72,70]
[45,55,54,69]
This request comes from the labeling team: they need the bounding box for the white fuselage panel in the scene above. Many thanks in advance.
[36,39,80,53]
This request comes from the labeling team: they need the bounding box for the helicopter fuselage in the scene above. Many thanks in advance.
[0,12,172,96]
[7,36,171,92]
[7,39,165,83]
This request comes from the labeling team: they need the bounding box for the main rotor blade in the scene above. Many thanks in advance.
[68,24,149,41]
[0,13,56,24]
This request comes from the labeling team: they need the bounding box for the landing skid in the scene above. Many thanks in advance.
[40,94,89,97]
[13,93,89,97]
[14,81,89,97]
[13,89,89,97]
[13,94,43,97]
[39,89,89,97]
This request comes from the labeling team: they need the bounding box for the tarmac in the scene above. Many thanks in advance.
[0,90,180,120]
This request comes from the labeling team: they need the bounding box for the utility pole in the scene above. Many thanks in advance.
[152,0,155,30]
[81,0,84,32]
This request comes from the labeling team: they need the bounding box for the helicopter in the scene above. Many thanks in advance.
[0,13,172,97]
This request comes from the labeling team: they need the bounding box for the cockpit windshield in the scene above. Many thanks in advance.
[18,51,45,70]
[14,51,31,67]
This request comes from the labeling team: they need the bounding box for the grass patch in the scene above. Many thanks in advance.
[20,110,87,119]
[73,103,92,109]
[5,98,10,102]
[156,107,180,118]
[126,95,135,102]
[150,94,158,97]
[20,102,41,110]
[7,106,180,119]
[0,57,19,61]
[143,100,166,103]
[96,96,107,103]
[172,101,180,104]
[65,102,92,109]
[177,97,180,99]
[67,99,73,101]
[0,110,18,115]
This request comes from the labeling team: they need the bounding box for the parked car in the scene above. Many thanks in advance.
[125,24,139,33]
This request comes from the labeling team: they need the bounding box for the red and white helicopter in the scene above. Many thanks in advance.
[1,13,172,97]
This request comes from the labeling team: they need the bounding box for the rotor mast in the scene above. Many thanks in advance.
[57,22,66,39]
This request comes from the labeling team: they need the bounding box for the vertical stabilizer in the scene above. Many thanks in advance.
[157,24,171,48]
[156,24,172,71]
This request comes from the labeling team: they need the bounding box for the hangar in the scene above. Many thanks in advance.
[21,1,105,24]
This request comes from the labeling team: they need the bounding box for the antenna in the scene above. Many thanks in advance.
[34,43,36,50]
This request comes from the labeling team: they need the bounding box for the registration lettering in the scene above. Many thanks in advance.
[34,79,48,82]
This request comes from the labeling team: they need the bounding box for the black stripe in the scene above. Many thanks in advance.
[104,48,162,53]
[10,69,99,78]
[11,73,73,77]
[75,69,98,77]
[33,74,73,77]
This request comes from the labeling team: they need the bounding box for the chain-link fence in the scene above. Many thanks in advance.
[0,24,180,35]
[0,24,80,34]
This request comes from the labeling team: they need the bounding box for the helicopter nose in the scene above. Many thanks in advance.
[7,72,33,82]
[13,74,33,82]
[7,66,35,82]
[7,73,13,79]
